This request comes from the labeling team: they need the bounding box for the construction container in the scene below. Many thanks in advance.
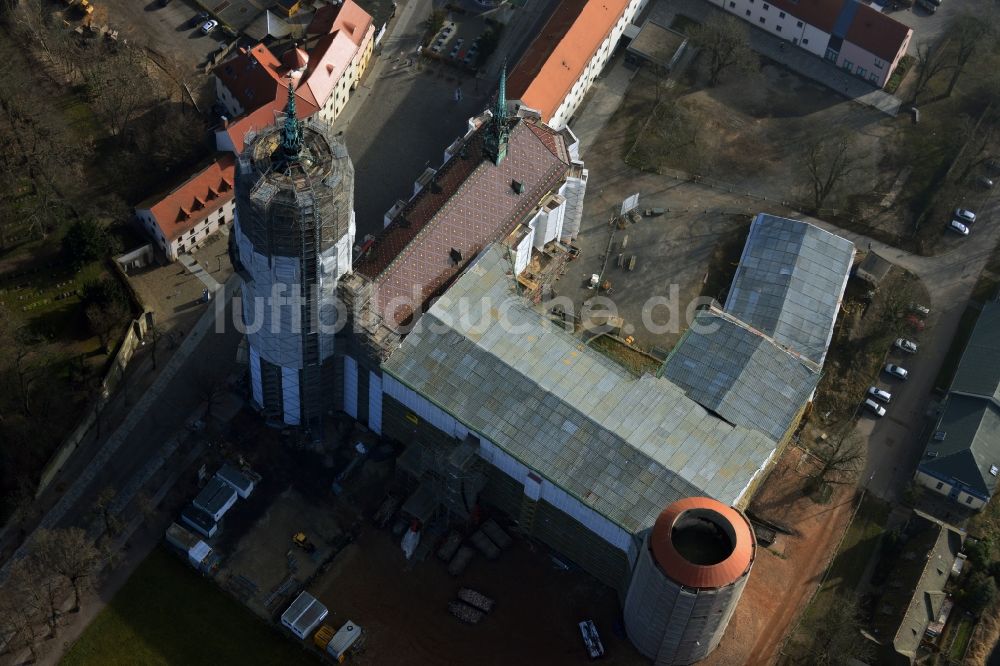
[327,621,363,661]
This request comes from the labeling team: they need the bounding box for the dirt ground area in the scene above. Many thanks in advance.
[624,57,912,240]
[219,487,344,619]
[309,527,644,666]
[699,446,858,666]
[558,206,751,353]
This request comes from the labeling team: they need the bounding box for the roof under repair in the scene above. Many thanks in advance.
[382,244,778,534]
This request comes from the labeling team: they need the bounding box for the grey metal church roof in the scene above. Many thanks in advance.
[950,302,1000,405]
[663,309,821,443]
[382,246,777,534]
[724,214,855,365]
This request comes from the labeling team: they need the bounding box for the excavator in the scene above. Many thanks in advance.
[292,532,316,553]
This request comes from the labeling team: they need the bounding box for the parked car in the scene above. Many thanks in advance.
[450,39,464,58]
[978,176,995,189]
[200,19,218,34]
[906,314,926,331]
[868,386,892,403]
[864,398,887,417]
[895,338,918,354]
[885,363,909,380]
[910,303,930,317]
[955,208,977,224]
[948,220,970,236]
[916,0,938,12]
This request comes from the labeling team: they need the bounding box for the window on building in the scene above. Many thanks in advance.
[874,58,884,69]
[935,482,944,490]
[763,3,769,8]
[967,496,975,504]
[776,25,782,31]
[779,10,785,17]
[746,9,751,15]
[802,38,809,44]
[797,20,803,27]
[729,1,735,6]
[759,17,766,23]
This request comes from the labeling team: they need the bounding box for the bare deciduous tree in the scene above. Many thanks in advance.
[804,132,867,212]
[910,40,952,105]
[690,15,759,86]
[29,527,102,612]
[944,14,995,97]
[811,430,866,490]
[82,45,152,141]
[798,592,874,665]
[93,486,122,537]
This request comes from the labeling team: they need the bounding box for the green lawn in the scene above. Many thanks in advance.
[948,615,975,661]
[797,494,891,625]
[62,548,316,666]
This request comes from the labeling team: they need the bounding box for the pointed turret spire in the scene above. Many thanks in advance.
[280,81,302,166]
[495,60,508,124]
[484,61,511,166]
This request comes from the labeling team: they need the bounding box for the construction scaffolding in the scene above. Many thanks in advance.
[397,436,487,524]
[233,116,355,429]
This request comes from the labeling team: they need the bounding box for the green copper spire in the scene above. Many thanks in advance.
[280,81,302,165]
[484,61,510,166]
[496,60,507,124]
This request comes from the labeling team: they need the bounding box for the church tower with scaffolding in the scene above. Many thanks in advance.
[231,84,356,431]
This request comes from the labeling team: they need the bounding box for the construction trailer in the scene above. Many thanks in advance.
[165,522,221,573]
[215,463,256,499]
[281,591,329,640]
[180,504,218,539]
[192,477,238,522]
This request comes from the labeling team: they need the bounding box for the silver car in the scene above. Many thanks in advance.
[948,220,970,236]
[885,363,909,380]
[868,386,892,403]
[955,208,976,224]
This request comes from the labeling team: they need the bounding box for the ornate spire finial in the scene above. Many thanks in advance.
[496,59,507,123]
[280,81,302,164]
[484,62,511,166]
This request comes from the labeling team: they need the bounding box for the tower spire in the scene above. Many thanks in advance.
[280,81,302,165]
[484,61,510,166]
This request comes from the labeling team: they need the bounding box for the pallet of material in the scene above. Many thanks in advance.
[449,601,484,624]
[480,520,511,549]
[458,588,494,613]
[470,530,500,560]
[448,545,475,576]
[437,530,463,562]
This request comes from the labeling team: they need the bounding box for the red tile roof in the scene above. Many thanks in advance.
[215,43,289,113]
[355,119,570,328]
[214,0,372,152]
[845,4,912,62]
[507,0,630,123]
[649,497,756,589]
[220,87,320,153]
[138,155,236,243]
[307,0,372,45]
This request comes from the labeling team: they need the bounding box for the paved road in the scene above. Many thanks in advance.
[334,0,559,239]
[0,276,242,577]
